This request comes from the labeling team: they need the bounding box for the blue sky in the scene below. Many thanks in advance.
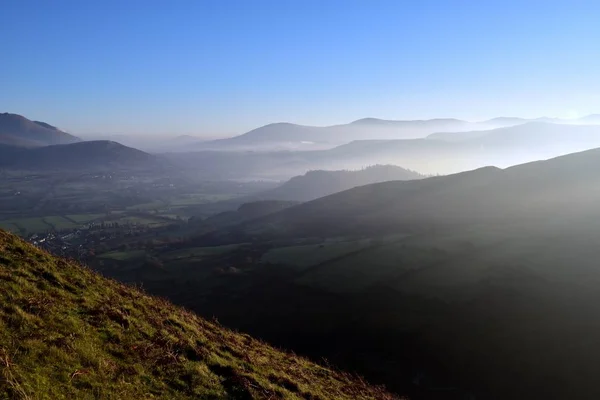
[2,0,600,137]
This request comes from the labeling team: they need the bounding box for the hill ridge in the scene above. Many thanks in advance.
[0,140,168,171]
[0,113,80,147]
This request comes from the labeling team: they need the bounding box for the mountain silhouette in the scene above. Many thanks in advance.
[0,113,80,146]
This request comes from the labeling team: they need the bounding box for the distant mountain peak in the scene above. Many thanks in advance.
[0,112,80,147]
[351,118,388,124]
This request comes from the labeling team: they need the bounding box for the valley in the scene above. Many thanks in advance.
[6,114,600,398]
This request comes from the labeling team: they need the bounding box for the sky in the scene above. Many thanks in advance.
[2,0,600,137]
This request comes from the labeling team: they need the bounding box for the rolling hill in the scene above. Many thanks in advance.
[322,122,600,174]
[196,119,482,150]
[0,140,168,171]
[180,165,424,218]
[170,121,600,180]
[181,114,600,152]
[245,146,600,237]
[258,165,424,202]
[0,229,398,399]
[0,113,80,147]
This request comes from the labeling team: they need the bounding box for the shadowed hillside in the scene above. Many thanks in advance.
[0,113,80,147]
[0,141,168,171]
[244,147,600,237]
[259,165,424,202]
[0,229,398,399]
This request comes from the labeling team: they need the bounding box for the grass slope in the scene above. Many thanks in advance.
[0,230,397,400]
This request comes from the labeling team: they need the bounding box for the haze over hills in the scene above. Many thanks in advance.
[182,165,423,222]
[323,122,600,174]
[0,229,397,400]
[170,121,600,180]
[80,133,211,153]
[244,146,600,236]
[195,119,483,151]
[188,114,600,152]
[257,165,424,202]
[0,113,80,147]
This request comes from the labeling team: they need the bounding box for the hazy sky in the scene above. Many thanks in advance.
[2,0,600,137]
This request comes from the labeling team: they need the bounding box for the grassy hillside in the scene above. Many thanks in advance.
[0,229,398,400]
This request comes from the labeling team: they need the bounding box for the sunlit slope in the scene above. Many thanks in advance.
[0,230,397,400]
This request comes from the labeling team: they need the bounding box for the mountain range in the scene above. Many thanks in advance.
[170,121,600,179]
[195,119,481,151]
[191,115,600,151]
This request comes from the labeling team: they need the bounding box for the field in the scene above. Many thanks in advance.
[0,221,20,233]
[42,216,79,231]
[65,214,105,224]
[0,212,174,236]
[161,244,244,261]
[112,215,171,227]
[97,250,147,261]
[125,194,241,215]
[295,240,446,293]
[0,214,107,236]
[126,200,167,211]
[169,193,238,206]
[0,217,51,235]
[260,239,373,269]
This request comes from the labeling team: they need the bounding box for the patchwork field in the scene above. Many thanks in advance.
[260,239,374,270]
[97,250,147,261]
[161,244,244,261]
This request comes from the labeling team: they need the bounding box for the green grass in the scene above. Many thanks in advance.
[65,214,105,224]
[42,216,78,231]
[0,221,20,234]
[113,216,171,227]
[296,241,447,293]
[97,250,147,261]
[260,239,373,270]
[161,244,244,261]
[0,214,105,236]
[170,194,237,206]
[4,218,51,235]
[126,200,167,211]
[0,229,399,400]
